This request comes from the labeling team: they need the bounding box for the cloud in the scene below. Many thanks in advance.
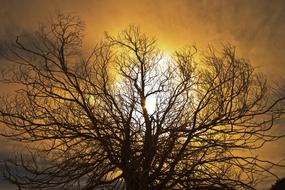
[0,1,285,189]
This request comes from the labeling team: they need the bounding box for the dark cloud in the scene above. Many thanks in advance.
[0,137,25,190]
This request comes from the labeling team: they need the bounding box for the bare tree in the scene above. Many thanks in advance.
[0,13,284,190]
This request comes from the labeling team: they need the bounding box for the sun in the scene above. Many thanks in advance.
[145,95,156,114]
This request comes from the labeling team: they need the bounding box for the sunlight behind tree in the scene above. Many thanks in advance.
[0,13,284,190]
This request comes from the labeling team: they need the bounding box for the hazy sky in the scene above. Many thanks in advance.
[0,0,285,189]
[1,0,285,78]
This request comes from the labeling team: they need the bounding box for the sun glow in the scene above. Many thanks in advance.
[145,54,170,114]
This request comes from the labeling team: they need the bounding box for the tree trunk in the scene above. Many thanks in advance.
[125,174,148,190]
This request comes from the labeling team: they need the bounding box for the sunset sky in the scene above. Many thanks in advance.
[0,0,285,189]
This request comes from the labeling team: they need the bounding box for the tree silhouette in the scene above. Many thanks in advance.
[0,13,284,190]
[270,178,285,190]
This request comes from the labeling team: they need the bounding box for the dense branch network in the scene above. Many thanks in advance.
[0,14,284,190]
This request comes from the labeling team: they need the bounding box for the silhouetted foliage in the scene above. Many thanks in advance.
[270,178,285,190]
[0,13,284,190]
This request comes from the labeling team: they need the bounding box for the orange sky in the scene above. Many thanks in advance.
[0,0,285,189]
[1,0,285,78]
